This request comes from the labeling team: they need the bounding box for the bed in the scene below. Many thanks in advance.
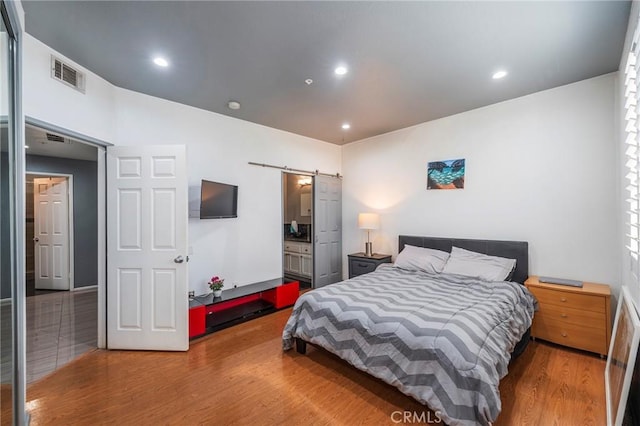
[282,235,536,426]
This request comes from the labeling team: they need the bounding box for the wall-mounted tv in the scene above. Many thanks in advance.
[200,180,238,219]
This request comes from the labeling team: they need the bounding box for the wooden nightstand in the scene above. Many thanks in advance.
[348,253,392,278]
[525,276,611,357]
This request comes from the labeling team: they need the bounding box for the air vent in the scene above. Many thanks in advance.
[45,133,69,144]
[51,56,85,93]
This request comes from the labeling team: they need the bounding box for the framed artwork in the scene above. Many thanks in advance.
[427,158,465,190]
[605,286,640,426]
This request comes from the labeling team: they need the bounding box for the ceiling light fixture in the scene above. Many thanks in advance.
[342,123,351,130]
[334,65,348,76]
[492,70,508,80]
[153,57,169,67]
[305,78,313,85]
[227,100,241,110]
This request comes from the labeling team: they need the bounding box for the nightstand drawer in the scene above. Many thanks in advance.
[350,260,376,276]
[532,317,607,355]
[535,304,606,331]
[348,253,392,278]
[528,286,606,313]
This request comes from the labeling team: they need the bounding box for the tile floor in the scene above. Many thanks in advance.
[24,288,97,383]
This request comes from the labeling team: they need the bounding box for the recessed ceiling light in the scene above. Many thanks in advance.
[334,65,348,76]
[227,100,241,110]
[341,123,351,130]
[153,57,169,67]
[305,78,313,85]
[492,70,508,80]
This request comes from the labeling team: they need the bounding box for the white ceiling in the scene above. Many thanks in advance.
[22,1,631,145]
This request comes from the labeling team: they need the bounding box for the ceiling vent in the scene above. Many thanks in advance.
[45,132,70,144]
[51,56,85,93]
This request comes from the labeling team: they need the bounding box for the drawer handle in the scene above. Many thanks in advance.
[560,313,568,318]
[560,297,567,302]
[561,332,567,337]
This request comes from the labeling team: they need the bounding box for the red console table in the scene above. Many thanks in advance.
[189,278,299,339]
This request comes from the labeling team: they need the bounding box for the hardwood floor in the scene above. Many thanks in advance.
[23,308,606,425]
[497,339,605,426]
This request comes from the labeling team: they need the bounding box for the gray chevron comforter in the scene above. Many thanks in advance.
[282,264,536,426]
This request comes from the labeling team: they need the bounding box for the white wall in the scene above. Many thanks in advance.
[343,74,619,293]
[23,33,341,294]
[618,1,640,311]
[23,34,116,142]
[114,88,340,293]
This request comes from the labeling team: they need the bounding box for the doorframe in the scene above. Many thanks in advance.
[28,172,74,291]
[281,171,314,287]
[26,116,111,349]
[97,145,105,348]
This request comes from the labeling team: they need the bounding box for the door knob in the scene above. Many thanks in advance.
[174,255,184,263]
[33,237,39,242]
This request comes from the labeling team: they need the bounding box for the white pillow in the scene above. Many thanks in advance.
[394,245,450,274]
[442,246,516,282]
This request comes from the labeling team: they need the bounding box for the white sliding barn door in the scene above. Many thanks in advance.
[107,145,189,351]
[34,177,70,290]
[313,175,342,288]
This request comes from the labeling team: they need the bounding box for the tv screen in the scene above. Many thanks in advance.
[200,180,238,219]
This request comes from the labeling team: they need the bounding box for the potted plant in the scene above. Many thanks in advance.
[208,276,225,298]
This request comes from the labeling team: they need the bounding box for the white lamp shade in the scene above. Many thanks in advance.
[358,213,380,230]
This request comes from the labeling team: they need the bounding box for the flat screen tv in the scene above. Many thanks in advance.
[200,180,238,219]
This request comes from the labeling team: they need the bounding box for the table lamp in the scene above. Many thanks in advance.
[358,213,380,257]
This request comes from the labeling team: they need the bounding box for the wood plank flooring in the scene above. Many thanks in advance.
[23,308,606,425]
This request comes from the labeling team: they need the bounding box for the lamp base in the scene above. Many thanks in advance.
[365,242,373,257]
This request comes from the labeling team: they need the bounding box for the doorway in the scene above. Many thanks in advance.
[281,172,343,289]
[26,173,73,295]
[282,173,313,289]
[24,123,100,383]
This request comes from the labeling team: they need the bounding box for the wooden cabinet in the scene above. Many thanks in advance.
[348,253,392,278]
[525,276,611,357]
[284,241,312,279]
[301,255,313,277]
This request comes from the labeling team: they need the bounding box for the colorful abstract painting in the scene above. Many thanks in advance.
[427,158,465,190]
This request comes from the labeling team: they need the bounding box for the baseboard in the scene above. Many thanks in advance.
[72,285,98,292]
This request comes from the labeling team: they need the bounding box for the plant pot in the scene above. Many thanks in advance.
[213,290,223,298]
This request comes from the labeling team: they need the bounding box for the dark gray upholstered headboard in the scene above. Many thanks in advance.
[398,235,529,285]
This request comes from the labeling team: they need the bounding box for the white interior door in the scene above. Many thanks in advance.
[34,177,70,290]
[107,145,189,351]
[313,175,342,288]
